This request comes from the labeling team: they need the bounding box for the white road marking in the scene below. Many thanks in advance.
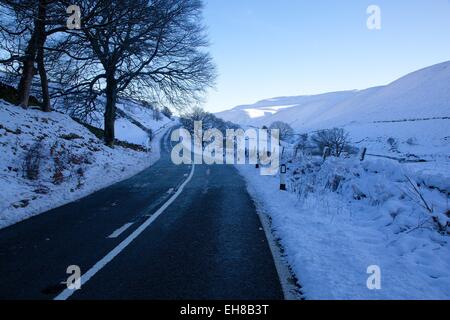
[107,223,134,239]
[54,164,196,301]
[167,188,174,194]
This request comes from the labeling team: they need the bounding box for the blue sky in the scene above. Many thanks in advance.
[203,0,450,112]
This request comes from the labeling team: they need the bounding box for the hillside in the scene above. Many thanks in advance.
[0,100,173,229]
[217,61,450,129]
[217,61,450,167]
[226,62,450,299]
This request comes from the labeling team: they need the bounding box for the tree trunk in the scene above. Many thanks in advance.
[37,39,50,112]
[104,75,117,146]
[17,0,46,108]
[17,34,38,108]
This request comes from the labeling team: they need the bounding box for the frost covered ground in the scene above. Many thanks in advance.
[222,61,450,299]
[237,153,450,299]
[0,101,173,229]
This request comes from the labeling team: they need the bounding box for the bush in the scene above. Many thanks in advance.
[311,128,350,157]
[269,121,294,142]
[406,137,418,146]
[60,133,83,141]
[153,108,162,121]
[387,137,398,152]
[293,133,310,157]
[52,151,65,185]
[161,106,173,119]
[23,142,43,180]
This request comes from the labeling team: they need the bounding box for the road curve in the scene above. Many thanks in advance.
[0,129,284,300]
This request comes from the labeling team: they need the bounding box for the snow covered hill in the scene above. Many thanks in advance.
[87,98,173,148]
[218,61,450,173]
[217,61,450,130]
[0,100,173,229]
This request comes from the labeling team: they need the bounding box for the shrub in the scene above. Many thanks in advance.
[60,133,83,141]
[311,128,350,157]
[406,137,418,146]
[293,133,310,157]
[23,142,43,180]
[52,155,65,185]
[269,121,294,142]
[161,106,173,119]
[387,137,398,151]
[153,108,162,121]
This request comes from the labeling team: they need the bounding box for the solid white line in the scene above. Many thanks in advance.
[107,223,134,239]
[54,164,196,300]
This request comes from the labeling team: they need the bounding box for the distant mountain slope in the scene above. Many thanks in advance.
[216,61,450,131]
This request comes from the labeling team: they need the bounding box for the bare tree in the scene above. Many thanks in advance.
[180,107,234,140]
[269,121,294,142]
[0,0,68,111]
[179,106,209,134]
[57,0,215,146]
[294,133,309,157]
[311,128,350,157]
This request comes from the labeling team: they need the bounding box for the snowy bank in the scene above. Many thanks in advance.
[0,101,173,229]
[237,155,450,299]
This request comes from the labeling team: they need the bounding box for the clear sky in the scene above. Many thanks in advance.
[202,0,450,113]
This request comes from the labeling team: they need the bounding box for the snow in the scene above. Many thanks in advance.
[71,98,173,148]
[218,61,450,130]
[217,61,450,166]
[115,117,150,146]
[225,61,450,299]
[118,100,172,133]
[114,100,172,146]
[244,105,297,119]
[0,101,173,230]
[237,155,450,299]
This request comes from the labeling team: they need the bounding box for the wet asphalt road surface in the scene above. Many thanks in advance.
[0,130,284,300]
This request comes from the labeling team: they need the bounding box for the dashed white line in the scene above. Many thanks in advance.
[107,223,134,239]
[54,164,196,301]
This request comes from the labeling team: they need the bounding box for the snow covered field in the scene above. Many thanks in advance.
[0,101,173,229]
[224,61,450,299]
[238,153,449,299]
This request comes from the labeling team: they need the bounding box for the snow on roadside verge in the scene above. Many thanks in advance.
[236,161,450,300]
[0,101,174,230]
